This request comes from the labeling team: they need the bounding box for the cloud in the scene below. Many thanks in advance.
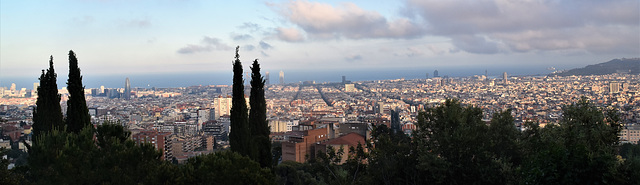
[231,33,254,41]
[259,41,273,50]
[345,54,362,61]
[261,51,270,57]
[244,45,256,51]
[237,22,262,32]
[450,35,500,54]
[177,36,232,54]
[276,27,305,42]
[274,1,425,40]
[405,0,639,54]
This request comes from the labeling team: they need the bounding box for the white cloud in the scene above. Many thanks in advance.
[274,1,425,40]
[177,36,232,54]
[405,0,640,54]
[259,41,273,50]
[275,27,305,42]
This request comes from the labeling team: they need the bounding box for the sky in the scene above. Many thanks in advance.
[1,0,639,88]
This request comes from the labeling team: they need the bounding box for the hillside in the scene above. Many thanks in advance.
[551,58,640,76]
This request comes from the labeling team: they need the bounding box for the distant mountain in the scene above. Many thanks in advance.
[551,58,640,76]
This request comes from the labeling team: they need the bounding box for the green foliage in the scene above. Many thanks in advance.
[249,59,272,168]
[520,97,623,184]
[178,150,275,185]
[65,50,92,133]
[26,123,173,184]
[616,143,640,185]
[414,99,505,184]
[32,56,64,142]
[0,149,25,185]
[274,161,320,185]
[367,124,418,184]
[229,46,251,157]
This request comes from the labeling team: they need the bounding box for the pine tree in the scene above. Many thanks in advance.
[32,56,64,142]
[66,50,92,133]
[249,59,272,168]
[229,46,250,156]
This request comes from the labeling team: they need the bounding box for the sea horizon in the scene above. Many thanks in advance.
[0,67,554,89]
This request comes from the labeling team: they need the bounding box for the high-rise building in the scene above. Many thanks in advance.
[209,108,216,121]
[33,83,39,92]
[10,83,16,92]
[345,84,355,92]
[124,77,131,100]
[279,70,285,84]
[265,71,270,85]
[610,81,621,93]
[485,70,488,80]
[433,70,439,77]
[425,73,429,79]
[100,86,105,94]
[214,96,233,117]
[342,76,346,84]
[503,72,508,84]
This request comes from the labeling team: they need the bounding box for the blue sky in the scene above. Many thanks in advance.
[1,0,639,83]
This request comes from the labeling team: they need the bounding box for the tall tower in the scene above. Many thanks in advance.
[342,76,346,84]
[503,72,508,84]
[33,83,39,92]
[265,71,270,85]
[10,83,16,92]
[124,77,131,100]
[279,70,284,84]
[433,70,439,77]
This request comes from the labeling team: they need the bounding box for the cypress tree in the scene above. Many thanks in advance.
[249,59,272,168]
[229,46,250,156]
[32,56,64,141]
[66,50,92,133]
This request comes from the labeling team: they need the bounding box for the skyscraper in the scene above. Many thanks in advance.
[503,72,508,84]
[124,77,131,100]
[433,70,439,77]
[10,83,16,92]
[342,76,346,84]
[610,81,620,93]
[279,70,284,84]
[265,71,270,85]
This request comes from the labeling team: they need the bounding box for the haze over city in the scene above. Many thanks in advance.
[1,0,639,88]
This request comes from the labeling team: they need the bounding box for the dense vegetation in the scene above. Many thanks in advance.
[552,58,640,76]
[2,51,639,184]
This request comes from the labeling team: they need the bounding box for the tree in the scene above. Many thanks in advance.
[27,122,173,184]
[484,109,523,184]
[32,56,64,141]
[367,124,418,185]
[249,59,272,168]
[178,151,275,184]
[0,149,25,185]
[65,50,92,133]
[413,99,504,184]
[229,46,251,157]
[520,97,622,184]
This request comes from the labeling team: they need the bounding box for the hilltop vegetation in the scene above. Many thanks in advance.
[552,58,640,76]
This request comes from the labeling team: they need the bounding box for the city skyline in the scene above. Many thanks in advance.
[1,0,638,83]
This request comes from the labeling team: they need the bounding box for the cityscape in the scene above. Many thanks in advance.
[1,0,639,184]
[2,70,639,163]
